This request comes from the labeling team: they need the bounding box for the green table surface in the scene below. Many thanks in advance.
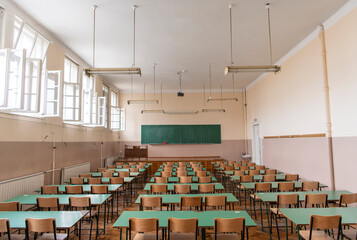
[154,171,211,177]
[113,211,256,228]
[279,207,357,226]
[135,193,238,204]
[0,211,84,229]
[150,176,217,183]
[65,177,135,184]
[6,194,111,205]
[90,172,139,177]
[255,190,352,203]
[240,181,328,190]
[157,167,207,172]
[143,183,225,191]
[34,184,122,193]
[106,168,145,172]
[230,174,286,181]
[224,170,266,175]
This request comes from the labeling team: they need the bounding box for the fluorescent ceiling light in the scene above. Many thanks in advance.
[207,97,238,102]
[164,110,199,114]
[141,110,164,114]
[202,108,226,113]
[127,100,159,105]
[224,65,280,75]
[85,68,141,76]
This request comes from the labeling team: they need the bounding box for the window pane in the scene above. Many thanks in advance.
[24,59,41,112]
[31,35,49,60]
[13,16,23,48]
[64,59,71,83]
[44,71,60,116]
[7,50,24,109]
[16,25,37,57]
[0,50,7,107]
[70,63,78,83]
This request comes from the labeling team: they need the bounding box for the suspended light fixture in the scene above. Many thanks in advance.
[164,110,199,115]
[85,5,142,76]
[141,66,164,113]
[224,3,280,75]
[202,64,226,112]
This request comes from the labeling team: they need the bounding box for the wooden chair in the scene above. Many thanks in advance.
[285,174,299,181]
[129,168,139,172]
[110,177,124,184]
[225,166,234,171]
[0,218,25,240]
[233,163,242,168]
[240,166,249,171]
[198,184,215,193]
[277,182,295,192]
[119,171,130,178]
[265,169,277,175]
[212,218,245,240]
[150,184,168,194]
[36,197,60,211]
[97,168,106,172]
[154,177,168,183]
[298,215,342,240]
[263,174,276,182]
[248,162,255,167]
[248,170,260,176]
[196,171,207,177]
[302,181,319,191]
[70,177,84,185]
[198,176,212,183]
[122,165,131,169]
[250,183,272,219]
[180,196,203,211]
[65,185,83,194]
[115,162,123,166]
[176,171,187,177]
[305,193,328,208]
[180,177,192,183]
[256,165,265,170]
[79,174,92,178]
[140,196,162,211]
[205,195,227,211]
[128,218,159,240]
[192,167,203,171]
[339,193,357,207]
[88,178,102,184]
[174,184,191,194]
[41,186,59,195]
[25,218,67,240]
[0,202,19,211]
[161,172,172,177]
[270,194,299,240]
[129,162,137,166]
[240,175,253,183]
[234,170,245,176]
[167,218,198,240]
[106,165,116,169]
[69,197,97,239]
[102,172,114,178]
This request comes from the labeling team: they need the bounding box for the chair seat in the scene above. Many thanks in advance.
[37,233,67,240]
[168,233,196,240]
[211,233,239,240]
[0,234,26,240]
[133,233,158,240]
[299,230,335,240]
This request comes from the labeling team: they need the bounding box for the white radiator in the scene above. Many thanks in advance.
[0,172,44,202]
[61,162,90,184]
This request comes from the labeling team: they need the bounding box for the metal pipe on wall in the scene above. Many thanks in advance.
[319,25,336,191]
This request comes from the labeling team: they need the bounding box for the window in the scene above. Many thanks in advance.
[120,108,126,130]
[82,74,97,125]
[63,58,81,121]
[43,70,62,116]
[102,85,109,128]
[23,58,41,112]
[98,97,106,126]
[110,90,119,130]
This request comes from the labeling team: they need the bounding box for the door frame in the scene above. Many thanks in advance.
[252,122,263,165]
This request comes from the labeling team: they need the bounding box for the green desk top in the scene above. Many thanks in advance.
[150,176,217,183]
[64,177,135,184]
[279,207,357,226]
[106,168,145,172]
[90,172,139,177]
[113,211,256,228]
[143,183,225,191]
[255,190,352,203]
[6,194,111,205]
[224,170,265,175]
[34,184,122,193]
[230,174,286,181]
[154,171,211,177]
[0,211,84,229]
[157,167,207,172]
[135,193,238,204]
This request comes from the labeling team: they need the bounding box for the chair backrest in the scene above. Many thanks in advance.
[41,186,59,195]
[107,165,116,169]
[69,196,91,208]
[129,218,159,238]
[254,182,272,192]
[277,194,299,208]
[79,174,92,178]
[180,196,203,210]
[225,166,234,171]
[240,175,253,183]
[110,177,124,184]
[0,202,19,211]
[265,169,277,175]
[249,170,260,176]
[309,215,342,240]
[102,172,114,178]
[305,194,328,208]
[88,178,102,184]
[168,218,198,238]
[240,166,249,170]
[205,195,227,210]
[255,165,265,170]
[339,193,357,207]
[176,171,187,177]
[150,184,168,194]
[91,185,108,194]
[233,163,242,168]
[140,196,162,211]
[161,171,172,177]
[115,162,124,166]
[129,168,139,172]
[65,185,83,194]
[0,219,10,235]
[98,168,106,172]
[214,218,245,239]
[70,177,84,185]
[241,160,248,164]
[26,218,56,234]
[155,177,168,183]
[234,170,245,176]
[129,162,137,166]
[285,174,299,181]
[196,171,207,177]
[37,197,60,211]
[174,184,191,194]
[180,176,192,183]
[105,169,115,173]
[278,182,295,192]
[122,165,131,169]
[263,174,276,182]
[247,162,255,167]
[193,167,203,171]
[198,184,215,193]
[198,176,212,183]
[119,171,130,178]
[302,181,319,191]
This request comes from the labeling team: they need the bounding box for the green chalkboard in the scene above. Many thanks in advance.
[141,125,221,144]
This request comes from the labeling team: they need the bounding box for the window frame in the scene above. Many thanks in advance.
[43,70,63,117]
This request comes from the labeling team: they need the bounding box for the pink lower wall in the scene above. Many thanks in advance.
[0,141,118,184]
[262,137,332,188]
[119,140,245,161]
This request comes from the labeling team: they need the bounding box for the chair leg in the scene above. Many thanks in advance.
[275,214,280,240]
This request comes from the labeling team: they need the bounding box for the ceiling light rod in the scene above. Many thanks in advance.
[164,110,199,115]
[224,3,281,75]
[141,65,162,113]
[92,5,97,68]
[203,65,226,112]
[132,5,137,67]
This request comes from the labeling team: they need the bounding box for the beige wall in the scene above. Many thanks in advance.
[246,6,357,192]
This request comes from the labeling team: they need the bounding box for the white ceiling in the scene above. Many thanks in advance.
[11,0,348,92]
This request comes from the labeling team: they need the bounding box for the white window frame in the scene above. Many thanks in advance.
[82,89,97,125]
[98,96,106,127]
[102,84,109,128]
[22,58,42,113]
[110,90,120,130]
[43,70,62,117]
[120,108,126,130]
